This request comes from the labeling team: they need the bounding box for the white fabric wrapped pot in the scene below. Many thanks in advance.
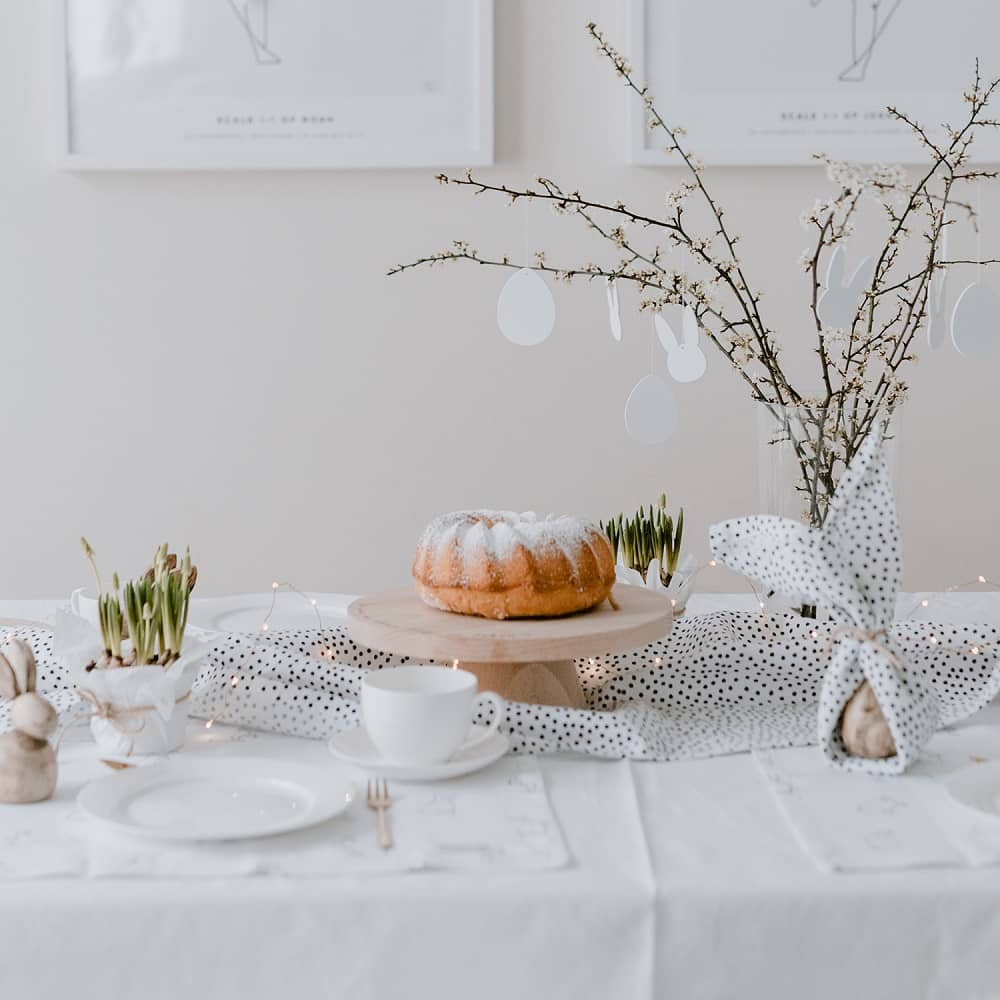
[77,657,198,756]
[57,611,211,757]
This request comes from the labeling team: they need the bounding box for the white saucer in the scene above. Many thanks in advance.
[328,725,509,781]
[946,761,1000,821]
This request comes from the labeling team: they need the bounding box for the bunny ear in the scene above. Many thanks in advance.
[654,312,679,353]
[818,425,900,626]
[681,305,700,346]
[3,639,36,695]
[709,515,828,609]
[848,255,876,295]
[0,653,16,700]
[825,246,845,290]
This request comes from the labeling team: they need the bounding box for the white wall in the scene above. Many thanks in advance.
[4,1,999,598]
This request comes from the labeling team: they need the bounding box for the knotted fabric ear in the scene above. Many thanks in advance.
[709,427,976,774]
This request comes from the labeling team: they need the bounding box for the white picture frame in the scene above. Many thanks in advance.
[626,0,1000,166]
[51,0,493,170]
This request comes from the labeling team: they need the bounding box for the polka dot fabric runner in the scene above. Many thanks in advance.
[4,611,998,764]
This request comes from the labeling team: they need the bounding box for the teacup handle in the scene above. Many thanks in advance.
[465,691,506,749]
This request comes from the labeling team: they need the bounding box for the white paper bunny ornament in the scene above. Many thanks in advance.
[606,279,622,342]
[925,269,948,350]
[816,247,876,330]
[925,224,948,350]
[709,427,1000,775]
[654,307,707,383]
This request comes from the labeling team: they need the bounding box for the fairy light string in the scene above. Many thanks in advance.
[203,580,327,731]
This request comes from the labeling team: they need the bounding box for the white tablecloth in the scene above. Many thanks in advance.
[2,593,999,1000]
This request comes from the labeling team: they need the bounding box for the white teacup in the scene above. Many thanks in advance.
[361,666,505,766]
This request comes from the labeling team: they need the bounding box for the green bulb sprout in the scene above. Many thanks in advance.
[601,494,684,588]
[80,538,198,668]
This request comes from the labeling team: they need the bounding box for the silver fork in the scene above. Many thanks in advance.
[366,778,393,850]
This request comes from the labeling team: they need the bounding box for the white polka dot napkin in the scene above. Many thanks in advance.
[711,427,1000,774]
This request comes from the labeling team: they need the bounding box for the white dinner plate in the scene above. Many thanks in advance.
[946,761,1000,821]
[329,725,509,782]
[78,757,355,841]
[185,592,351,633]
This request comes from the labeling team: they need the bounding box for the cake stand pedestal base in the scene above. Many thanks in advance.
[460,660,585,709]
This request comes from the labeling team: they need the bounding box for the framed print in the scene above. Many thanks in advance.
[626,0,1000,165]
[52,0,493,170]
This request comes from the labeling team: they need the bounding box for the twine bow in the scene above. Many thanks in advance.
[825,625,903,675]
[56,688,191,756]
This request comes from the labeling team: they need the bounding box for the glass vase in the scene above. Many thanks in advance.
[756,400,900,616]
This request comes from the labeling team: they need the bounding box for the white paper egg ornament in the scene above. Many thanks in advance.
[496,268,555,346]
[950,282,1000,357]
[624,374,678,444]
[816,247,876,330]
[654,307,707,383]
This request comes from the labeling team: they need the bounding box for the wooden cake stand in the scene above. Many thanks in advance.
[347,585,672,709]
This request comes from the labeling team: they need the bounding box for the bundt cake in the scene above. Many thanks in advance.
[412,510,616,619]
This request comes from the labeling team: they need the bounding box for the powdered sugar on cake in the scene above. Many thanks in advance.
[416,510,602,585]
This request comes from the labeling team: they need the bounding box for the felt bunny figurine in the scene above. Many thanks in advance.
[0,638,57,803]
[816,247,876,330]
[654,306,707,383]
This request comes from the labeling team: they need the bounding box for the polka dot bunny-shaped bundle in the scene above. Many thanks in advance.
[711,426,1000,774]
[3,430,1000,770]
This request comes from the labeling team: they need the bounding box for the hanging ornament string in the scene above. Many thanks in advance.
[199,580,325,732]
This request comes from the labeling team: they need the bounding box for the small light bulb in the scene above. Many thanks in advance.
[654,656,663,666]
[929,635,938,645]
[261,622,269,632]
[972,646,981,655]
[205,719,214,729]
[979,575,987,584]
[708,559,717,568]
[272,581,280,590]
[921,599,929,607]
[310,598,318,606]
[230,675,239,687]
[451,659,459,669]
[810,630,818,639]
